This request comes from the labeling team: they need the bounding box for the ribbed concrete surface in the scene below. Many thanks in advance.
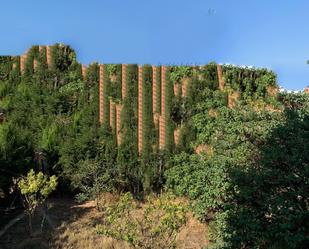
[152,66,158,115]
[159,66,166,150]
[109,99,116,131]
[33,59,38,72]
[82,65,87,79]
[46,46,52,68]
[153,113,160,129]
[99,64,104,124]
[38,46,45,68]
[122,64,127,99]
[217,64,224,90]
[39,45,44,54]
[174,128,180,146]
[174,83,181,97]
[20,54,26,73]
[138,66,143,154]
[116,104,122,145]
[181,78,189,97]
[159,115,166,150]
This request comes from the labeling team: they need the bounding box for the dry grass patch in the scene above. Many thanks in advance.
[176,214,209,249]
[1,196,208,249]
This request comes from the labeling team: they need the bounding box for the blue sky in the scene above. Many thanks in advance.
[0,0,308,90]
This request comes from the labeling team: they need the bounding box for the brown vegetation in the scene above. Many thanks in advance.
[0,196,208,249]
[195,144,213,156]
[228,91,240,108]
[208,108,218,118]
[266,85,279,97]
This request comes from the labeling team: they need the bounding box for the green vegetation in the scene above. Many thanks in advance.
[166,93,309,248]
[96,192,187,249]
[18,169,57,234]
[0,44,308,248]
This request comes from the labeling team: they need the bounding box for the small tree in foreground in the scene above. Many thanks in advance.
[18,169,57,235]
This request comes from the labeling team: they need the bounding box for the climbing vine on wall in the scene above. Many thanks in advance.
[0,43,285,199]
[222,65,277,100]
[164,68,174,152]
[141,65,153,159]
[0,56,14,81]
[108,64,122,101]
[102,65,110,126]
[169,66,193,83]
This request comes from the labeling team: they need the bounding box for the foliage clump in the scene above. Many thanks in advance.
[96,192,187,249]
[18,169,57,234]
[166,93,309,249]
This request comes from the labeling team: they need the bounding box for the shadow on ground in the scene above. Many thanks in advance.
[0,198,95,249]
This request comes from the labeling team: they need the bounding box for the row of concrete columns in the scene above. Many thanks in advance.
[98,65,170,153]
[16,47,225,154]
[19,46,52,74]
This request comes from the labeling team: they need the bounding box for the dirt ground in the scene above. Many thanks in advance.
[0,198,208,249]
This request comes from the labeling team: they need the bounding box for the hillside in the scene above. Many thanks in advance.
[0,44,308,249]
[0,196,209,249]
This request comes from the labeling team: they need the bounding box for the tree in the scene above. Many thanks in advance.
[18,169,57,235]
[72,157,113,210]
[166,93,309,248]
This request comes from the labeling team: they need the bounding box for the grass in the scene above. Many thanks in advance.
[0,195,208,249]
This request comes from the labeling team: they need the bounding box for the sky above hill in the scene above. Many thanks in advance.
[0,0,308,90]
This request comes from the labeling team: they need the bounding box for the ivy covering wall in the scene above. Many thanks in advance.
[0,46,281,167]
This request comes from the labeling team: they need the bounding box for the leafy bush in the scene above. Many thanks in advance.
[170,66,193,83]
[96,192,187,249]
[166,94,309,248]
[18,169,57,234]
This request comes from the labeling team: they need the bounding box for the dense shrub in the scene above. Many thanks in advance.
[166,93,309,248]
[96,192,187,249]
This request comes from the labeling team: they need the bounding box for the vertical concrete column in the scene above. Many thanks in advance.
[159,115,166,150]
[159,66,167,150]
[152,66,160,129]
[115,104,122,145]
[20,54,26,73]
[174,128,180,146]
[82,65,87,79]
[181,78,189,97]
[138,65,143,154]
[217,64,225,90]
[174,83,181,97]
[33,59,38,72]
[109,99,116,131]
[46,46,52,68]
[152,66,157,115]
[99,64,104,125]
[38,46,45,67]
[39,46,44,54]
[122,64,127,99]
[153,113,160,129]
[33,47,40,72]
